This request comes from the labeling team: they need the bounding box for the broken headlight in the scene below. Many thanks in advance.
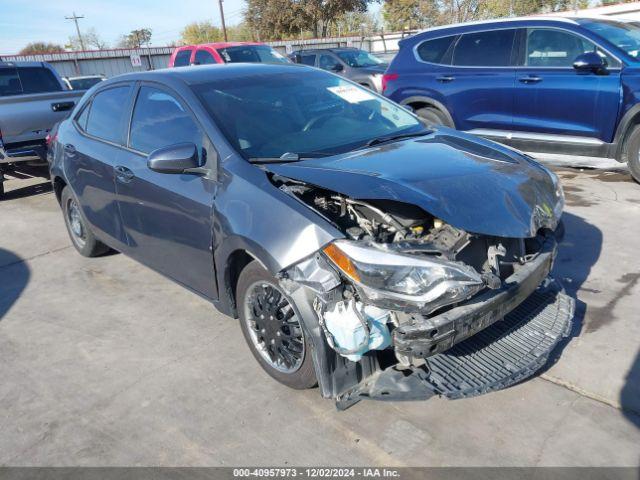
[323,240,484,312]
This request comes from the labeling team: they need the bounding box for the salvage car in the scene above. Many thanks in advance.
[49,64,574,409]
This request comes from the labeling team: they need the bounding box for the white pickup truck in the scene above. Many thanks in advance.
[0,61,85,197]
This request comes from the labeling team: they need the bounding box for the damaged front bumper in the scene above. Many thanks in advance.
[282,236,574,410]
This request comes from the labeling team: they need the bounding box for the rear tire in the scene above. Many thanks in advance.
[415,106,452,128]
[61,186,110,257]
[236,261,317,390]
[625,124,640,183]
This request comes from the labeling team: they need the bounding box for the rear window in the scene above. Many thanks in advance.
[173,49,192,67]
[295,53,316,66]
[195,49,216,65]
[85,86,131,143]
[416,36,456,64]
[0,68,22,96]
[453,29,516,67]
[0,66,62,96]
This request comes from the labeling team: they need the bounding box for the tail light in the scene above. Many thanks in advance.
[46,131,57,148]
[381,73,398,93]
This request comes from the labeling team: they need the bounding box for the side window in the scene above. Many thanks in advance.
[298,53,316,66]
[173,49,192,67]
[85,86,131,143]
[416,35,456,64]
[525,28,617,68]
[319,54,340,71]
[129,86,202,154]
[17,67,62,93]
[453,29,516,67]
[75,102,91,131]
[194,49,216,65]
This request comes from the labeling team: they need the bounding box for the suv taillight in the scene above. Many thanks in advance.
[381,73,398,93]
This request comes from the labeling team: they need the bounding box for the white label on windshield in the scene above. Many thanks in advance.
[327,85,375,103]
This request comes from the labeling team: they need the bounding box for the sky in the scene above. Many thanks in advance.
[0,0,252,54]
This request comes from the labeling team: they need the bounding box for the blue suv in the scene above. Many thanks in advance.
[383,17,640,182]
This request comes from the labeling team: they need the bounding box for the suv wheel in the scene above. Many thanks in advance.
[415,106,452,128]
[236,261,317,389]
[61,187,110,257]
[625,124,640,183]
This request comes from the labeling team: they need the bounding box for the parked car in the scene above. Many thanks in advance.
[0,61,84,197]
[169,42,290,67]
[62,74,106,90]
[289,47,388,92]
[382,16,640,182]
[49,64,572,409]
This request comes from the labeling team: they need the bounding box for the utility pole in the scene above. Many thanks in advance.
[218,0,228,42]
[65,12,86,50]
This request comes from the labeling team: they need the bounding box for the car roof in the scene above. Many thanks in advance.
[177,42,264,50]
[418,15,579,34]
[292,47,359,54]
[106,62,313,87]
[0,61,49,68]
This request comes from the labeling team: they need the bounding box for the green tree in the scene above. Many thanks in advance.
[19,42,65,55]
[181,21,224,44]
[117,28,153,48]
[382,0,440,31]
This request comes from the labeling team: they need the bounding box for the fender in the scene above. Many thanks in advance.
[398,95,456,128]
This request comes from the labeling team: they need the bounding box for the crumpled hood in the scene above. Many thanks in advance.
[266,129,563,238]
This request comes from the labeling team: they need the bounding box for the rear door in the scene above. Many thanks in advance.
[512,28,622,142]
[447,28,518,132]
[114,83,217,298]
[64,83,134,246]
[194,48,218,65]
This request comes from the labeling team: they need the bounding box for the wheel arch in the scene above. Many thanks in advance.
[52,175,67,205]
[613,104,640,161]
[400,95,455,128]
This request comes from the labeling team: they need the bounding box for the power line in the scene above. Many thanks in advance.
[65,12,85,50]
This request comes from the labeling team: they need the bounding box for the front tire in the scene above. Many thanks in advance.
[625,124,640,183]
[61,186,110,257]
[236,261,317,389]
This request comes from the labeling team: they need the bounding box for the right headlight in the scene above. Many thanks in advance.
[323,240,484,312]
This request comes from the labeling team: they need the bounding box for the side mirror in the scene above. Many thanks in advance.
[332,63,344,72]
[147,143,203,174]
[573,52,607,74]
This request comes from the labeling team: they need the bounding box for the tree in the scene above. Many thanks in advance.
[330,11,380,36]
[245,0,310,40]
[383,0,440,31]
[117,28,153,48]
[19,42,65,55]
[181,21,224,44]
[67,27,109,50]
[302,0,371,37]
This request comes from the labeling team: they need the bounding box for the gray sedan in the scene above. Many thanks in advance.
[289,47,388,92]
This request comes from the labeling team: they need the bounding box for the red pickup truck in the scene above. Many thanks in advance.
[169,42,290,67]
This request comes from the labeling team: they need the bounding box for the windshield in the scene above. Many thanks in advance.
[217,45,290,64]
[336,50,385,68]
[69,77,104,90]
[193,70,422,160]
[581,19,640,58]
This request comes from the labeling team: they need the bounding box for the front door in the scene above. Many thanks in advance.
[513,28,622,142]
[115,84,217,299]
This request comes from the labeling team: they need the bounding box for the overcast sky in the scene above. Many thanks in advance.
[0,0,252,54]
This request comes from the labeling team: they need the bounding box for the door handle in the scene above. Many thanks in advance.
[63,143,76,154]
[519,75,542,84]
[115,165,134,183]
[436,76,455,83]
[51,101,75,112]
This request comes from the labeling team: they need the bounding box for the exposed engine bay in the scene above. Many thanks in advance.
[271,174,572,409]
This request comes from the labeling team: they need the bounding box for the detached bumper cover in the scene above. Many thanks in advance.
[0,141,46,165]
[336,278,574,409]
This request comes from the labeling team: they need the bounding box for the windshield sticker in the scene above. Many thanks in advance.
[327,85,375,103]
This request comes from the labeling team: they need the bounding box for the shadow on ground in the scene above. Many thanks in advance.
[1,165,52,201]
[0,248,30,322]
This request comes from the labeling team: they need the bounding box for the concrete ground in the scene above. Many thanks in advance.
[1,163,639,467]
